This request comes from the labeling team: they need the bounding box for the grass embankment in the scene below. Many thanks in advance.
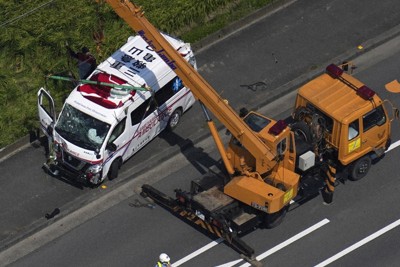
[0,0,273,148]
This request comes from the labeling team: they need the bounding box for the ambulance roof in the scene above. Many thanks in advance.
[65,33,191,124]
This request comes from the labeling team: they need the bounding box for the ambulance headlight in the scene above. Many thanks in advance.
[86,164,103,174]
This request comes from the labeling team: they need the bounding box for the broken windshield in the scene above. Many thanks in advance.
[55,103,110,150]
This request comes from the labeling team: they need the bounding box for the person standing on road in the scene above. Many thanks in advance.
[155,253,171,267]
[66,45,97,79]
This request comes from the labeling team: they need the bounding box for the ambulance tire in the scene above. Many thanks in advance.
[349,155,371,181]
[167,109,182,131]
[108,158,121,181]
[262,206,288,229]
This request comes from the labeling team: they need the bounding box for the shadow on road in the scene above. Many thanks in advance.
[159,129,224,175]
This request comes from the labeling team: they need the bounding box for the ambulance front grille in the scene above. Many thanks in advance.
[62,151,86,170]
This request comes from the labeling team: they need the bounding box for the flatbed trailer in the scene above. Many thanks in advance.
[142,169,257,258]
[141,162,326,259]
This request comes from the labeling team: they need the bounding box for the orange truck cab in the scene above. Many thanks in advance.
[292,64,391,181]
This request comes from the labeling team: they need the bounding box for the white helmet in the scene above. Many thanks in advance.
[159,253,170,263]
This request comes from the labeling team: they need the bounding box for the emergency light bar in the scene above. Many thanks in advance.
[357,85,375,100]
[326,64,343,78]
[325,64,376,100]
[268,120,287,135]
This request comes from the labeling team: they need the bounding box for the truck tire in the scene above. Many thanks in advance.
[291,121,312,143]
[349,155,371,181]
[167,109,182,131]
[262,206,288,229]
[108,158,121,180]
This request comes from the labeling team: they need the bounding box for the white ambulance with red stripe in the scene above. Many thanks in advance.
[38,33,196,185]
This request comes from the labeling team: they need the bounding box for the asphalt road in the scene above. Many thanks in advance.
[1,0,400,266]
[5,42,400,267]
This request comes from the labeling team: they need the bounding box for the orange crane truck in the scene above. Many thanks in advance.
[106,0,395,258]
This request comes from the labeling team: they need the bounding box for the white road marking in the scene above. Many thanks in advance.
[314,218,400,267]
[386,139,400,152]
[214,219,330,267]
[237,218,330,267]
[172,237,224,267]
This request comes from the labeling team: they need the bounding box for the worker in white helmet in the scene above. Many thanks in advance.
[155,253,171,267]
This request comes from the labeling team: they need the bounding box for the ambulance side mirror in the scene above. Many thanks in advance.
[106,143,117,152]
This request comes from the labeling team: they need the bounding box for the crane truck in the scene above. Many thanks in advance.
[106,0,396,258]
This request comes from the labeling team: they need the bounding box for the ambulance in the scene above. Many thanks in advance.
[38,33,196,185]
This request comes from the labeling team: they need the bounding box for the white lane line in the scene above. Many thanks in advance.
[230,218,329,267]
[314,218,400,267]
[172,237,224,267]
[386,139,400,152]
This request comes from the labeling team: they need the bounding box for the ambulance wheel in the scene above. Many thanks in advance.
[167,109,182,131]
[349,155,371,181]
[108,159,121,180]
[262,206,288,229]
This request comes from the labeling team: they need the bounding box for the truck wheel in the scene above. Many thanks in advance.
[108,159,121,180]
[262,206,288,229]
[291,121,312,143]
[349,155,371,181]
[167,109,182,131]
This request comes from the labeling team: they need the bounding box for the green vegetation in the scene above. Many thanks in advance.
[0,0,272,148]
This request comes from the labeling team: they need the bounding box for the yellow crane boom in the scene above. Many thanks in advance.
[105,0,278,175]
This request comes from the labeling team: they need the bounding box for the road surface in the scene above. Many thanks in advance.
[1,0,400,266]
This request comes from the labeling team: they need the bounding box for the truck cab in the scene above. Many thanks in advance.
[292,64,391,180]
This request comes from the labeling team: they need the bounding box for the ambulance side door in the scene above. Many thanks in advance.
[37,88,56,137]
[157,77,184,131]
[130,98,160,155]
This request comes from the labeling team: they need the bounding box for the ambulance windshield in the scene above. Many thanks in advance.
[55,103,111,150]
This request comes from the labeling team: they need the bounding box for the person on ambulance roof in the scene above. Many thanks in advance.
[66,45,97,79]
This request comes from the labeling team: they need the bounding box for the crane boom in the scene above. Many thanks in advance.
[105,0,277,174]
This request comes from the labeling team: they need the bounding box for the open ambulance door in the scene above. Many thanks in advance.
[37,87,56,137]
